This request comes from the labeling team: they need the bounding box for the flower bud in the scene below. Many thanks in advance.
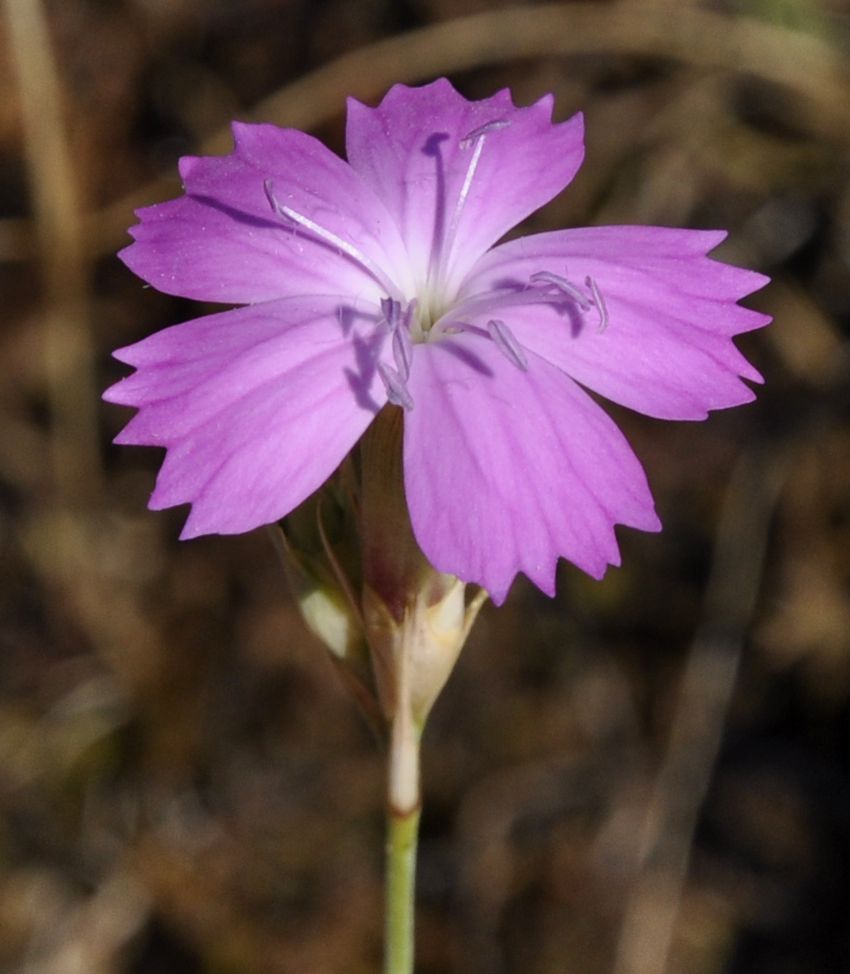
[358,408,480,726]
[277,405,487,734]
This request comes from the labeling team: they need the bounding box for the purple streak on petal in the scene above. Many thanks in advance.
[487,319,528,371]
[104,296,387,536]
[404,334,659,603]
[345,79,585,293]
[120,122,412,304]
[460,226,770,420]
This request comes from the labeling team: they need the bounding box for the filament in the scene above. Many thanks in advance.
[264,179,400,298]
[487,319,528,371]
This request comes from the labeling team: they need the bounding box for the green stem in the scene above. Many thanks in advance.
[384,801,421,974]
[384,639,422,974]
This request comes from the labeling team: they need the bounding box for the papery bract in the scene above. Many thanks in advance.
[105,78,770,604]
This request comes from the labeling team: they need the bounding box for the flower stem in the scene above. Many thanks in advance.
[384,655,422,974]
[384,799,421,974]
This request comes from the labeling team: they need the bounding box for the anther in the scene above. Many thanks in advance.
[381,297,402,329]
[263,179,399,298]
[487,319,528,372]
[584,276,609,333]
[459,119,511,149]
[378,361,414,411]
[530,271,592,310]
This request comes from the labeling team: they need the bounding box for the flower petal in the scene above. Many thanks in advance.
[120,122,412,304]
[104,296,387,537]
[345,79,584,296]
[458,226,771,420]
[403,333,660,604]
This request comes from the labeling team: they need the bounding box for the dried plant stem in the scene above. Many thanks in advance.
[613,450,786,974]
[4,0,101,503]
[245,3,847,145]
[3,4,847,266]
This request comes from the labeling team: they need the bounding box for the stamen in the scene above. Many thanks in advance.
[449,288,575,321]
[529,271,592,310]
[264,179,399,297]
[381,297,402,329]
[458,119,511,149]
[585,275,609,333]
[439,119,512,284]
[378,361,414,411]
[392,324,414,381]
[487,319,528,372]
[449,137,484,246]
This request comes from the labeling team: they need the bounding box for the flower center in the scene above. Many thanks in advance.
[454,269,609,334]
[263,149,609,416]
[373,268,607,412]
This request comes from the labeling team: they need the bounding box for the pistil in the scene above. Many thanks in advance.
[264,179,401,299]
[428,119,510,299]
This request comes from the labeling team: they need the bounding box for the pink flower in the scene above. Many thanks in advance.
[105,79,769,604]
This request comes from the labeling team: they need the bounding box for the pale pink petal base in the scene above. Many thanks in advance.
[404,334,660,604]
[105,296,387,537]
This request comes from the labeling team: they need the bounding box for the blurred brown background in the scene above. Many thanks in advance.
[1,0,849,971]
